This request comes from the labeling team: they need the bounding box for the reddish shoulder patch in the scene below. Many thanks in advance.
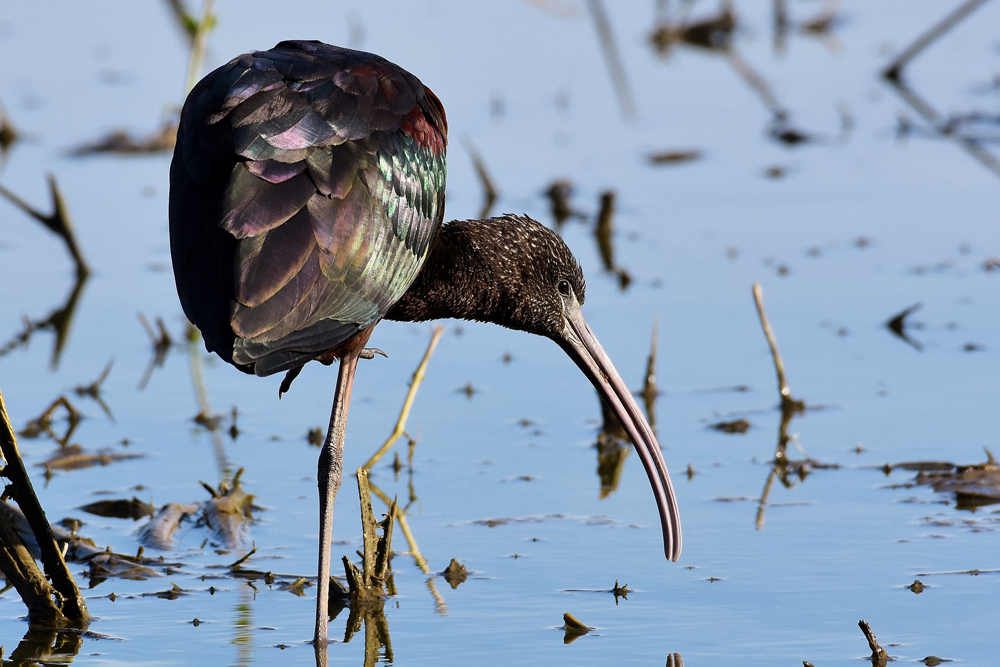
[400,104,447,155]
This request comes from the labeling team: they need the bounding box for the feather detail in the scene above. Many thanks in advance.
[171,40,448,375]
[221,165,316,239]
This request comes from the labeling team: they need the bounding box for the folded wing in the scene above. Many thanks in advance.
[169,40,448,376]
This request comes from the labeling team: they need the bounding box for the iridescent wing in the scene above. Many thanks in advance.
[169,40,447,376]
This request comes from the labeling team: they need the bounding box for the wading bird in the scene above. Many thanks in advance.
[169,40,680,649]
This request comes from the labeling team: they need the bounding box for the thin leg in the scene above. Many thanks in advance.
[314,330,373,653]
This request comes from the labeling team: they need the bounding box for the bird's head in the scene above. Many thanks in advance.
[450,214,682,561]
[465,214,587,339]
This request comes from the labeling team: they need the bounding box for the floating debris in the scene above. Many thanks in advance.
[41,445,144,473]
[69,120,177,156]
[278,577,310,597]
[87,552,160,584]
[138,503,201,550]
[648,149,701,165]
[901,449,1000,509]
[710,418,751,434]
[612,579,628,604]
[79,497,155,521]
[201,469,257,549]
[141,583,188,600]
[562,612,592,643]
[193,410,222,431]
[442,559,468,589]
[650,5,735,54]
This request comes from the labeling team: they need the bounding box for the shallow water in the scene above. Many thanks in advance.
[1,1,999,664]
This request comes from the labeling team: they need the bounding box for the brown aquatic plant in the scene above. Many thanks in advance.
[442,559,468,589]
[0,387,89,627]
[858,619,889,666]
[562,612,593,643]
[200,468,257,549]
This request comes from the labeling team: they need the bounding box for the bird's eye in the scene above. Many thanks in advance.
[557,279,571,296]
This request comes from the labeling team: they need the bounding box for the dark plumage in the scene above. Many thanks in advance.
[386,214,586,336]
[169,41,680,653]
[170,40,446,378]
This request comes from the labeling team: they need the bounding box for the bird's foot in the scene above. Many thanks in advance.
[359,347,387,360]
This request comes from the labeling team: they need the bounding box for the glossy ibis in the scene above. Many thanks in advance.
[169,40,680,647]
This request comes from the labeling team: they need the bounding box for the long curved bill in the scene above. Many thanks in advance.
[555,308,682,561]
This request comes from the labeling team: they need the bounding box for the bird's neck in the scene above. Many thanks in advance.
[384,219,511,325]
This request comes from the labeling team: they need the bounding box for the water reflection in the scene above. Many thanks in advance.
[772,0,844,56]
[585,0,637,119]
[544,179,578,230]
[885,303,923,351]
[882,0,1000,178]
[342,601,392,667]
[592,190,632,291]
[0,175,89,279]
[137,313,174,390]
[650,3,821,149]
[0,102,20,165]
[0,271,88,371]
[5,628,84,666]
[0,174,89,370]
[595,320,658,497]
[750,283,838,529]
[463,140,498,220]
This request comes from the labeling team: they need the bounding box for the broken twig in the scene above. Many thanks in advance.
[0,387,89,624]
[858,619,889,666]
[0,174,88,278]
[883,0,990,81]
[361,326,444,471]
[752,282,804,415]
